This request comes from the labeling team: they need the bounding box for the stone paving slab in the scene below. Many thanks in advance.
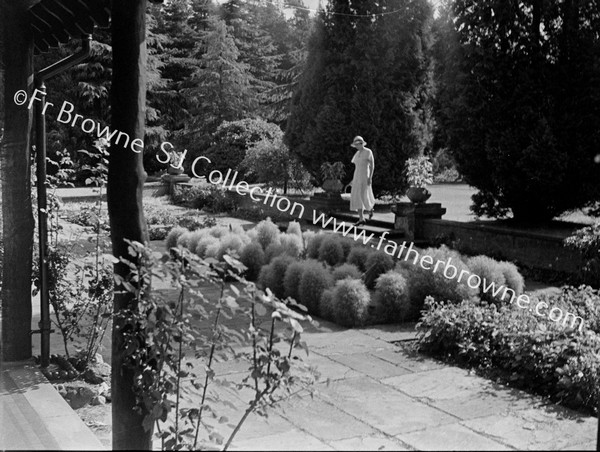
[563,440,597,450]
[370,349,446,373]
[230,428,335,451]
[304,330,395,356]
[397,423,513,451]
[426,386,544,421]
[326,352,414,380]
[357,324,419,343]
[382,366,497,400]
[276,395,381,442]
[462,408,598,451]
[316,376,457,436]
[328,434,410,451]
[303,352,362,382]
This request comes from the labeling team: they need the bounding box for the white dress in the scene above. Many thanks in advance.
[350,149,375,211]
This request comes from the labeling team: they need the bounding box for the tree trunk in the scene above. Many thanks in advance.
[108,1,151,449]
[1,0,35,362]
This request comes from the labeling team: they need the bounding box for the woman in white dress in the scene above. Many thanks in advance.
[349,136,375,225]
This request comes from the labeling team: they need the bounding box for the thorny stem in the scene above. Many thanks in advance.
[288,332,298,359]
[222,387,271,451]
[155,421,165,451]
[192,274,226,449]
[265,317,276,388]
[174,285,185,447]
[85,184,104,363]
[251,301,259,394]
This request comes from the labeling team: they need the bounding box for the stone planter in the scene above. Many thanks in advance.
[322,179,343,195]
[406,186,431,204]
[168,165,185,176]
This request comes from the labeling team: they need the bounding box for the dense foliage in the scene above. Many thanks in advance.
[416,286,600,413]
[565,222,600,287]
[433,0,600,221]
[285,0,435,196]
[31,0,313,182]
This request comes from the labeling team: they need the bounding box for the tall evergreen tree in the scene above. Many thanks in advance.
[262,1,315,125]
[285,0,435,195]
[221,0,280,111]
[183,17,254,155]
[434,0,600,222]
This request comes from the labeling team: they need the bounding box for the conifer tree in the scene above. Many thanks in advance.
[434,0,600,222]
[285,0,434,195]
[183,17,254,155]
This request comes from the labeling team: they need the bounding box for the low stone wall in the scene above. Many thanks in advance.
[421,219,584,274]
[232,189,316,223]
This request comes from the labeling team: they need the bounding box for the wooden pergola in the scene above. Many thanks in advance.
[28,0,110,54]
[3,0,161,447]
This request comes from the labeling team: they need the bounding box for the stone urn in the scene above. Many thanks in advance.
[168,165,185,176]
[322,178,344,194]
[406,186,431,204]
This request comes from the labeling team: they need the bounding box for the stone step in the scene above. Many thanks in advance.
[331,212,394,230]
[327,214,405,240]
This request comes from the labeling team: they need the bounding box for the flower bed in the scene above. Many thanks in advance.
[415,286,600,414]
[167,218,530,328]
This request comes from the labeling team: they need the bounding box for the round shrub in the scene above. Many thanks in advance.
[363,251,395,289]
[467,255,507,304]
[331,278,370,327]
[338,238,354,261]
[332,263,362,281]
[280,233,304,258]
[177,231,193,249]
[283,260,313,301]
[319,288,336,321]
[217,233,246,260]
[240,242,265,281]
[204,240,222,259]
[255,218,281,250]
[347,246,371,272]
[302,230,316,252]
[209,226,230,239]
[187,229,209,253]
[298,263,334,314]
[396,245,478,310]
[258,255,295,299]
[500,261,525,295]
[265,243,285,262]
[246,227,258,243]
[230,223,247,236]
[306,232,326,259]
[318,236,345,266]
[195,236,220,258]
[165,227,188,251]
[287,221,302,237]
[373,271,411,321]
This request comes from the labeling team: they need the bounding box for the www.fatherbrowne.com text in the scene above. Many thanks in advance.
[15,89,584,331]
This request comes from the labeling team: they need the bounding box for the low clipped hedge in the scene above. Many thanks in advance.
[168,220,535,331]
[416,289,600,414]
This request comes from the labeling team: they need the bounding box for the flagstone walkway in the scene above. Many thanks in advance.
[2,318,597,450]
[206,321,597,451]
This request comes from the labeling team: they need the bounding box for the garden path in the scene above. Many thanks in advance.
[15,281,598,450]
[183,319,597,451]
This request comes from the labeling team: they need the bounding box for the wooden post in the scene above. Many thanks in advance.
[108,0,151,449]
[1,0,35,362]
